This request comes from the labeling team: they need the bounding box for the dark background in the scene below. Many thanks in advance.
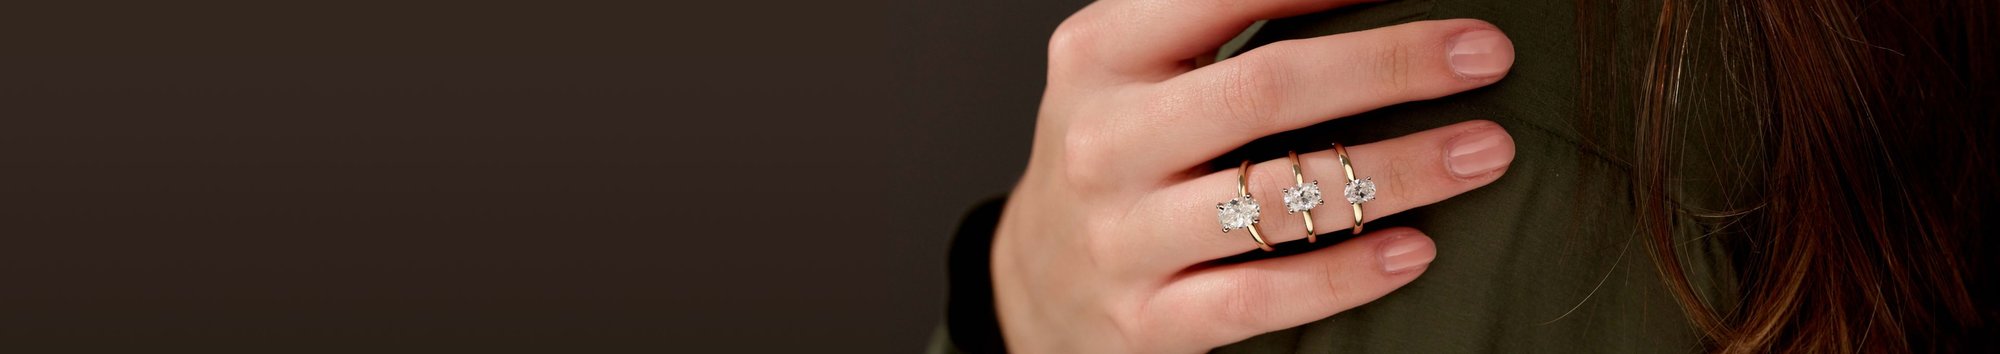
[1,1,1086,351]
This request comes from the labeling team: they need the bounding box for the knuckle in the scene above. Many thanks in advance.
[1379,156,1418,206]
[1250,161,1301,216]
[1257,160,1295,197]
[1365,40,1417,98]
[1378,151,1439,207]
[1047,12,1099,67]
[1320,258,1358,308]
[1218,278,1271,329]
[1213,50,1287,129]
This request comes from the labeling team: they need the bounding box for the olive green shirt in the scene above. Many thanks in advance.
[931,0,1744,352]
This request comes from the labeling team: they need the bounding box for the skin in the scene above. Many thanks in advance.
[989,0,1521,352]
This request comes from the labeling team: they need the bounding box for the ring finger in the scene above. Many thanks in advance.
[1125,120,1516,267]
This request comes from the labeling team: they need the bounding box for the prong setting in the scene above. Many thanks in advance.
[1216,195,1260,232]
[1344,177,1377,204]
[1282,180,1323,214]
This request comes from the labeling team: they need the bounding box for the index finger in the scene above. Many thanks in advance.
[1052,0,1378,79]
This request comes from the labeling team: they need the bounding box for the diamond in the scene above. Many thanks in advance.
[1344,177,1376,204]
[1216,195,1260,232]
[1282,181,1322,213]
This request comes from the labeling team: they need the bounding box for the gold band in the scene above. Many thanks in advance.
[1333,143,1364,234]
[1287,151,1317,243]
[1237,160,1274,251]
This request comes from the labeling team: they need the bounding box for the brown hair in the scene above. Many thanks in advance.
[1580,0,1997,351]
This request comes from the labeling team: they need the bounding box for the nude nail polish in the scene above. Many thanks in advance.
[1446,30,1515,79]
[1445,126,1515,178]
[1378,233,1436,274]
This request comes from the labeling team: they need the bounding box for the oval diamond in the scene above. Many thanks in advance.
[1344,177,1377,204]
[1282,181,1322,213]
[1216,195,1261,231]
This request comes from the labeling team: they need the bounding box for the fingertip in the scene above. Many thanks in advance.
[1374,228,1436,275]
[1444,24,1515,80]
[1444,120,1516,180]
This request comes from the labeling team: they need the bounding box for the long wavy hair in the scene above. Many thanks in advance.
[1580,0,1997,351]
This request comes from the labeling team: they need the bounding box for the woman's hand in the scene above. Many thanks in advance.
[991,0,1519,352]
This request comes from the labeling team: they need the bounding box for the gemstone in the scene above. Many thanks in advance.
[1282,181,1322,213]
[1216,195,1261,231]
[1344,177,1377,204]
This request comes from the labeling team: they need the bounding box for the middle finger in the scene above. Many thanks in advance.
[1089,19,1515,179]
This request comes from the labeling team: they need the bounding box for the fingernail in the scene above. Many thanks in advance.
[1445,125,1515,178]
[1378,232,1435,274]
[1446,30,1514,79]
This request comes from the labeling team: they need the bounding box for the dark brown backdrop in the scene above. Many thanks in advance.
[0,1,1083,351]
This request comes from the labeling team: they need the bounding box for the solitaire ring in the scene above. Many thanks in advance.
[1281,151,1323,243]
[1217,160,1274,251]
[1333,143,1375,234]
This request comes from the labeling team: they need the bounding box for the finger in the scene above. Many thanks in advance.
[1144,227,1435,347]
[1127,120,1512,266]
[1094,19,1514,176]
[1050,0,1377,78]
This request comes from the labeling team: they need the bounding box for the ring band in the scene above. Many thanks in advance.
[1333,143,1373,234]
[1283,151,1323,243]
[1216,160,1274,251]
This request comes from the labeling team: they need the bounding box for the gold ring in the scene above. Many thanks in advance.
[1333,143,1374,234]
[1282,151,1323,243]
[1216,160,1273,251]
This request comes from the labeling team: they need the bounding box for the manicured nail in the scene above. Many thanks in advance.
[1446,30,1514,79]
[1445,125,1515,178]
[1378,232,1435,274]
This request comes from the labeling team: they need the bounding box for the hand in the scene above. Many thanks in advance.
[990,0,1519,352]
